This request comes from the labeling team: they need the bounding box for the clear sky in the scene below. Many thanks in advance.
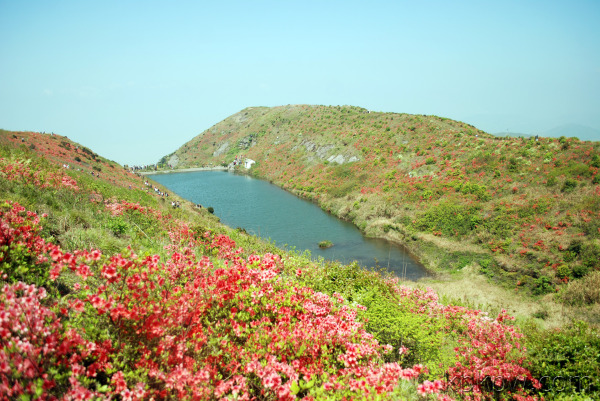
[1,0,599,165]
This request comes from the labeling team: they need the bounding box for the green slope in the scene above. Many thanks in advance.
[162,105,600,301]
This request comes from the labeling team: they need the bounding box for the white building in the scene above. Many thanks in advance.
[244,158,256,169]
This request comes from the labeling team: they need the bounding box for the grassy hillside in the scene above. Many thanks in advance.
[2,129,599,400]
[162,105,600,311]
[0,129,143,189]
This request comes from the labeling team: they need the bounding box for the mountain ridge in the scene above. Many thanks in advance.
[494,123,600,142]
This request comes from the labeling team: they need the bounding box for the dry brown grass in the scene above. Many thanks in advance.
[404,263,571,329]
[417,232,488,254]
[559,271,600,306]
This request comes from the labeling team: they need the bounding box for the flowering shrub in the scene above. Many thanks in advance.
[1,201,450,400]
[0,201,52,288]
[0,281,144,401]
[389,283,541,400]
[0,157,79,191]
[62,243,437,399]
[446,310,541,400]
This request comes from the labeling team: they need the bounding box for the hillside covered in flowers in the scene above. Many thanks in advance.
[162,105,600,304]
[1,129,599,400]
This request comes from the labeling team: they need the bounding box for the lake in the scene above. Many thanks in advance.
[149,170,428,280]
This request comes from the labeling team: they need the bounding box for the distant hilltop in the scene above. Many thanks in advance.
[496,123,600,142]
[159,104,492,170]
[160,104,599,171]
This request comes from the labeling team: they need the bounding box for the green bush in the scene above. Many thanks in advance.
[358,290,454,377]
[508,157,520,172]
[106,216,129,237]
[572,264,590,279]
[582,218,600,239]
[568,163,592,178]
[562,179,578,193]
[532,276,554,295]
[563,251,577,263]
[517,204,537,219]
[413,202,479,237]
[482,210,514,237]
[437,251,478,271]
[555,264,571,279]
[524,321,600,398]
[559,271,600,306]
[329,180,358,198]
[581,242,600,268]
[460,182,490,201]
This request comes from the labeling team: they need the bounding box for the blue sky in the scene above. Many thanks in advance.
[1,0,599,165]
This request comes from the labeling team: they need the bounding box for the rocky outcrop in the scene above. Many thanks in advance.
[167,154,179,167]
[213,142,229,157]
[299,140,333,159]
[296,140,360,164]
[238,134,257,150]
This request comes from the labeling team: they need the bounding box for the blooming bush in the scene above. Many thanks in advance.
[0,281,144,401]
[0,157,79,191]
[0,201,52,288]
[445,310,541,400]
[1,202,450,400]
[389,284,541,400]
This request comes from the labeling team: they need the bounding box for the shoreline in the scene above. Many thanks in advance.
[140,166,228,175]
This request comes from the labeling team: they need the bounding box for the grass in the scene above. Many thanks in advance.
[558,271,600,306]
[411,263,570,329]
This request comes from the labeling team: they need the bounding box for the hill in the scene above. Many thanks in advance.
[2,128,599,400]
[0,129,142,189]
[161,105,600,306]
[493,124,600,142]
[492,132,532,139]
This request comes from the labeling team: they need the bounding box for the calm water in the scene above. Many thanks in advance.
[150,171,427,280]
